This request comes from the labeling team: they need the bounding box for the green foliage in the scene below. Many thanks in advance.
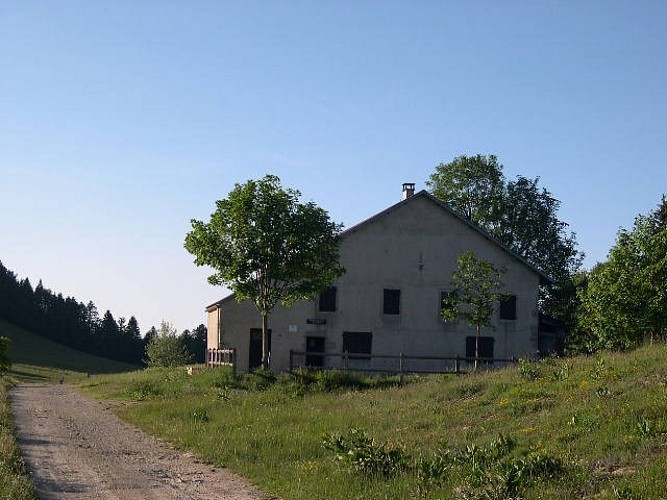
[427,155,583,330]
[518,358,540,381]
[79,344,667,499]
[0,380,36,500]
[427,155,582,283]
[144,321,193,368]
[441,252,506,328]
[427,154,506,228]
[322,428,407,478]
[323,431,565,499]
[0,337,10,376]
[0,261,145,365]
[441,252,507,366]
[185,175,344,368]
[579,197,667,350]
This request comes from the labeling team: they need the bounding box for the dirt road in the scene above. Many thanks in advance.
[10,383,268,500]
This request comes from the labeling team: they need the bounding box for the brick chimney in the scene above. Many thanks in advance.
[402,183,415,200]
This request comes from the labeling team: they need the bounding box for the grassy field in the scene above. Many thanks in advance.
[2,316,666,498]
[0,319,140,499]
[78,345,667,500]
[0,319,139,383]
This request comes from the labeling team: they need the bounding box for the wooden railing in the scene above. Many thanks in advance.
[289,350,517,381]
[206,348,236,374]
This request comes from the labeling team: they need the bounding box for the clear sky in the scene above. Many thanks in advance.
[1,1,666,334]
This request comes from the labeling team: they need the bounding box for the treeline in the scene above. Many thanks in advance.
[569,196,667,352]
[0,261,206,365]
[427,155,667,354]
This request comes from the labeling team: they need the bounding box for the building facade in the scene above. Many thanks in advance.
[206,186,549,373]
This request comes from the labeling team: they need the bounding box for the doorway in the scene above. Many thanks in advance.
[249,328,271,369]
[305,336,325,367]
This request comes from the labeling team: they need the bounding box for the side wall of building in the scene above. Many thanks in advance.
[210,195,541,372]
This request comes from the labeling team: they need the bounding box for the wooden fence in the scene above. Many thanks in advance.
[289,349,517,381]
[206,348,236,374]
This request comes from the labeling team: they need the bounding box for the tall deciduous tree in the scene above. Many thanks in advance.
[184,175,344,369]
[427,155,583,327]
[441,251,507,369]
[427,154,505,231]
[579,197,667,350]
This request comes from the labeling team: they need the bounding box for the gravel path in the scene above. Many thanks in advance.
[10,383,268,500]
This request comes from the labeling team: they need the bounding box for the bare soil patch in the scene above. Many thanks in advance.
[10,383,267,499]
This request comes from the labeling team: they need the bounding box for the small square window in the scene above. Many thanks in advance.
[383,289,400,315]
[318,286,337,312]
[499,295,517,320]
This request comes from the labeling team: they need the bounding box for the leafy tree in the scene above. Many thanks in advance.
[427,154,583,327]
[579,197,667,350]
[427,154,505,231]
[441,251,507,368]
[145,321,193,367]
[185,175,344,369]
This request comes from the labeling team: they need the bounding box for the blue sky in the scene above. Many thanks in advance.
[1,1,666,334]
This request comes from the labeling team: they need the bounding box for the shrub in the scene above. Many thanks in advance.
[322,428,407,478]
[0,337,10,375]
[324,431,565,498]
[518,358,540,381]
[144,321,192,367]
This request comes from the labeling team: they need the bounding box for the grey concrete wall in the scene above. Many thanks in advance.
[209,194,541,372]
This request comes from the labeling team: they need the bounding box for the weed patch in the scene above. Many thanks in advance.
[323,431,565,498]
[0,379,36,500]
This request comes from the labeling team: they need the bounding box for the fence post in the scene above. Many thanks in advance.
[231,348,237,376]
[343,350,348,371]
[455,355,460,374]
[399,352,404,385]
[289,349,293,372]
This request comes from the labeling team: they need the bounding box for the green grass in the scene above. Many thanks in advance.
[78,345,667,500]
[2,316,666,498]
[0,379,36,500]
[0,319,139,383]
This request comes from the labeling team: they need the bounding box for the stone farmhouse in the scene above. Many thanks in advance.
[205,184,553,373]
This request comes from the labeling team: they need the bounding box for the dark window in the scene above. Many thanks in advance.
[305,336,325,367]
[383,289,400,315]
[318,286,337,312]
[249,328,272,370]
[343,331,372,358]
[499,295,517,320]
[466,336,494,359]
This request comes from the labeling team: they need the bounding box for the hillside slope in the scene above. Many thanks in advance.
[0,319,139,382]
[80,343,667,499]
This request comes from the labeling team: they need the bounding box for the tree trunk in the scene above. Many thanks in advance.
[474,324,480,370]
[261,313,269,370]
